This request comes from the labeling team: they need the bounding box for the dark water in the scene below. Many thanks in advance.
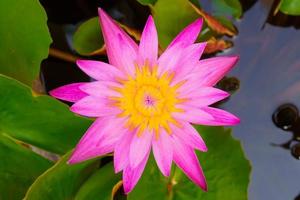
[217,1,300,199]
[41,0,300,199]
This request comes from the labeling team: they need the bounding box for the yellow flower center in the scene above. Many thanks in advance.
[111,65,183,137]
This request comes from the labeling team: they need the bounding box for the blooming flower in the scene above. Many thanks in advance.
[50,8,240,193]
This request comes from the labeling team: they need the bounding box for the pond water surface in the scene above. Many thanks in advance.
[217,1,300,199]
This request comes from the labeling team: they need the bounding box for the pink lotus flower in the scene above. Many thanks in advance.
[50,8,239,193]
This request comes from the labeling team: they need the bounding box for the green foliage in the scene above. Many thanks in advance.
[153,0,199,48]
[73,17,105,56]
[24,152,100,200]
[137,0,157,5]
[128,126,251,200]
[211,0,242,19]
[0,0,51,86]
[75,162,121,200]
[279,0,300,15]
[25,153,120,200]
[0,133,53,200]
[0,75,92,154]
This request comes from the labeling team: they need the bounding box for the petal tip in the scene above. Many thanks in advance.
[123,186,132,195]
[229,55,240,66]
[48,88,58,98]
[76,59,85,66]
[228,114,241,126]
[201,145,208,152]
[234,117,241,125]
[202,182,208,192]
[97,7,104,16]
[195,17,204,26]
[161,170,171,177]
[67,154,80,165]
[147,15,154,22]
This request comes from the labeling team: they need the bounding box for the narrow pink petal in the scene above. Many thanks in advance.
[49,83,88,102]
[98,8,138,73]
[171,121,207,152]
[173,105,214,125]
[79,81,122,98]
[179,86,229,107]
[195,56,239,86]
[171,42,206,84]
[68,117,126,164]
[138,15,158,67]
[123,151,150,194]
[152,129,173,177]
[117,34,137,76]
[172,135,207,191]
[158,43,205,76]
[129,129,153,168]
[157,43,183,75]
[185,56,239,89]
[70,96,120,117]
[114,130,135,173]
[199,107,240,126]
[76,60,125,81]
[167,18,203,49]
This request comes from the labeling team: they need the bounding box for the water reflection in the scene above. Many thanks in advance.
[218,0,300,199]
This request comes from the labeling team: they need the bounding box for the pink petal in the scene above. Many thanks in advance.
[117,34,137,76]
[49,83,88,102]
[178,86,229,107]
[123,150,150,194]
[152,129,173,177]
[114,129,135,173]
[199,107,240,126]
[181,56,239,92]
[138,15,158,67]
[171,42,207,84]
[76,60,125,81]
[70,95,120,117]
[196,56,239,86]
[98,8,138,74]
[158,42,206,77]
[129,129,153,168]
[157,43,183,75]
[173,105,214,125]
[172,135,207,191]
[68,117,126,164]
[171,121,207,152]
[79,81,122,98]
[167,18,203,50]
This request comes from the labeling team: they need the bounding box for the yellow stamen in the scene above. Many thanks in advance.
[110,64,183,136]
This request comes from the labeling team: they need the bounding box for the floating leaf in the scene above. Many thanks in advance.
[190,2,237,36]
[204,37,233,54]
[0,75,92,154]
[0,133,53,200]
[75,163,121,200]
[73,17,141,56]
[73,17,105,56]
[153,0,199,48]
[279,0,300,16]
[119,23,141,42]
[24,152,100,200]
[152,0,237,49]
[214,15,238,34]
[0,0,51,86]
[137,0,157,5]
[211,0,242,19]
[128,126,251,200]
